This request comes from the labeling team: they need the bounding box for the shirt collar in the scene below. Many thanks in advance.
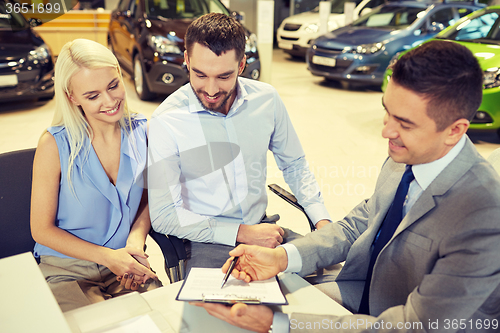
[186,78,247,116]
[412,135,467,191]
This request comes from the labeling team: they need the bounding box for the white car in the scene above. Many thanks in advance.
[277,0,385,57]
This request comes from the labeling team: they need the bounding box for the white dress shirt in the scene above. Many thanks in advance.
[148,78,331,246]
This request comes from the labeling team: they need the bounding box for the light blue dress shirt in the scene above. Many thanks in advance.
[148,78,330,246]
[275,135,467,333]
[34,116,148,259]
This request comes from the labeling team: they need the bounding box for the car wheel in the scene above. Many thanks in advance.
[133,54,154,101]
[249,68,260,80]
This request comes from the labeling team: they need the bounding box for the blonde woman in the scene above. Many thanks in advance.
[31,39,161,312]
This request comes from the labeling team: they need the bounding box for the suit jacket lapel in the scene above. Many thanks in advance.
[392,137,478,239]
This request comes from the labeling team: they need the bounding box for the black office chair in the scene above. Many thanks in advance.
[0,148,37,259]
[268,183,316,232]
[148,230,187,283]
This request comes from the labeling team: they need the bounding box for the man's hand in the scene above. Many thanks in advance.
[191,302,273,333]
[315,219,331,230]
[236,224,285,248]
[222,244,288,282]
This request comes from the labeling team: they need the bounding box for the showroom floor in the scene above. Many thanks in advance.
[2,50,500,285]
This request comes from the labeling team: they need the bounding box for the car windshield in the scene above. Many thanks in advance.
[437,10,500,45]
[0,0,28,30]
[311,0,362,14]
[352,5,424,28]
[145,0,228,19]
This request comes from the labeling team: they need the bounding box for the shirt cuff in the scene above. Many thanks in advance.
[304,203,331,226]
[272,312,290,333]
[279,243,302,273]
[212,221,241,246]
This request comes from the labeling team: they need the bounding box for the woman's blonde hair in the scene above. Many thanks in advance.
[52,38,136,190]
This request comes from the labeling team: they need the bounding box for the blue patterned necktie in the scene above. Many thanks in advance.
[358,166,414,314]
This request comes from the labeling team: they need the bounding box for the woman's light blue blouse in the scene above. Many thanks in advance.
[34,115,148,259]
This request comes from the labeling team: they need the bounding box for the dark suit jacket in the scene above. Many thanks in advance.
[290,137,500,332]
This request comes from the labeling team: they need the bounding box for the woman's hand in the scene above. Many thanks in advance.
[103,247,157,287]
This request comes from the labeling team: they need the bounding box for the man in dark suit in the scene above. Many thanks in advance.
[193,40,500,332]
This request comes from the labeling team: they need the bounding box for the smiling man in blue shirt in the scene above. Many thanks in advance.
[148,13,331,271]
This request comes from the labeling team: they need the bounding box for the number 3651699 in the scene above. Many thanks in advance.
[5,2,61,14]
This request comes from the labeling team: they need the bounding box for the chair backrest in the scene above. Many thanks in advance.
[149,230,187,283]
[0,148,36,259]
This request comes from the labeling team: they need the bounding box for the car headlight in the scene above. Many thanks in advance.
[484,68,500,89]
[245,33,258,53]
[28,43,51,64]
[344,42,385,55]
[148,35,182,55]
[305,23,319,34]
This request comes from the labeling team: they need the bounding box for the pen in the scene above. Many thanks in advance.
[221,256,239,288]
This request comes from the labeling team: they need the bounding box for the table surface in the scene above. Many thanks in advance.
[0,252,73,333]
[64,272,351,333]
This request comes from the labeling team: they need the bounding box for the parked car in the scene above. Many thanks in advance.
[277,0,385,58]
[0,0,54,102]
[307,0,483,87]
[108,0,260,100]
[383,6,500,135]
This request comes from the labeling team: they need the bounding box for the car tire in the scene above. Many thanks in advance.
[249,68,260,80]
[133,54,154,101]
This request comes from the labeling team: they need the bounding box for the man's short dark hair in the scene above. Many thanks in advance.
[390,40,483,131]
[185,13,246,61]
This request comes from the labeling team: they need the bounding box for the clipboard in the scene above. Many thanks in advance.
[176,268,288,305]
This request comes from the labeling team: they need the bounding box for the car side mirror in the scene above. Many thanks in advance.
[29,18,43,28]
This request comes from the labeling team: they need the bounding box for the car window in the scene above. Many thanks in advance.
[440,11,500,42]
[0,1,28,30]
[353,6,423,28]
[457,7,474,19]
[428,8,455,30]
[363,0,384,10]
[130,0,138,16]
[327,0,363,14]
[145,0,227,19]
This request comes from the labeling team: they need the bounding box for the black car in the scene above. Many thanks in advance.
[108,0,260,100]
[0,0,54,102]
